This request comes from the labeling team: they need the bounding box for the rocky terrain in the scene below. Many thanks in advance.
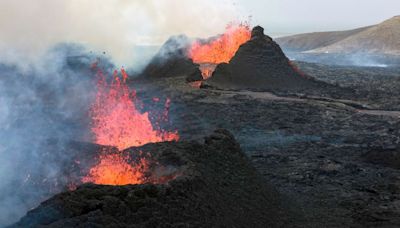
[127,59,400,227]
[296,61,400,110]
[12,130,300,228]
[7,25,400,228]
[9,64,400,228]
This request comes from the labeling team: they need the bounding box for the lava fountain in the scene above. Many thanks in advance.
[188,22,251,79]
[90,69,178,150]
[82,68,179,185]
[82,153,150,186]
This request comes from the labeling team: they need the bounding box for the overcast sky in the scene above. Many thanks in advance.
[237,0,400,36]
[0,0,398,66]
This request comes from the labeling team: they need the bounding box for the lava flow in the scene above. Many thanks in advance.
[82,68,179,185]
[188,22,251,79]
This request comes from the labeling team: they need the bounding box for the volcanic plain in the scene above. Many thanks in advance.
[127,26,400,227]
[10,25,400,227]
[131,63,400,227]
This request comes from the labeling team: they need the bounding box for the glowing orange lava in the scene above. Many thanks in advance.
[90,69,179,150]
[189,81,202,88]
[199,64,217,80]
[188,23,251,65]
[82,68,179,186]
[82,153,148,185]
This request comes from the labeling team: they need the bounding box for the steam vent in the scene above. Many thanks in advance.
[204,26,330,92]
[11,130,298,227]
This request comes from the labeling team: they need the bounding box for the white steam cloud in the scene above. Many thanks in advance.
[0,0,244,67]
[0,44,105,226]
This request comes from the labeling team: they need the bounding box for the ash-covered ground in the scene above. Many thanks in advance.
[130,61,400,227]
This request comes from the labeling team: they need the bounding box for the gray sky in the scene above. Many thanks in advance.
[0,0,398,66]
[236,0,400,36]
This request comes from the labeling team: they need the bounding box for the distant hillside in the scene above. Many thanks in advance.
[276,27,371,52]
[276,16,400,55]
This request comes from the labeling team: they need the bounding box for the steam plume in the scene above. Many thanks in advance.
[0,0,243,67]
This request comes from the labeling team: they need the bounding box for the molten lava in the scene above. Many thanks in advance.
[199,64,217,80]
[90,69,179,150]
[82,68,179,186]
[82,153,148,185]
[188,23,251,65]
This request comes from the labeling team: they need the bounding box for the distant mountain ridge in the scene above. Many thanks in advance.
[276,16,400,55]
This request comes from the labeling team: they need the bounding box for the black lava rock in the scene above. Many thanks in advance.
[140,35,199,79]
[11,130,299,228]
[185,68,203,82]
[205,26,339,94]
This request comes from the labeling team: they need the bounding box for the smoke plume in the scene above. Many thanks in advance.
[0,1,247,226]
[0,0,243,67]
[0,44,114,226]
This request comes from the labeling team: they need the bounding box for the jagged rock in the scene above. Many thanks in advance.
[140,35,199,79]
[11,130,300,228]
[251,26,269,40]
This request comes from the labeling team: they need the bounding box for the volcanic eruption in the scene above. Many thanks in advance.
[200,26,352,96]
[139,21,354,97]
[13,130,298,228]
[140,22,251,82]
[140,23,331,94]
[188,22,251,79]
[89,68,179,150]
[82,66,179,186]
